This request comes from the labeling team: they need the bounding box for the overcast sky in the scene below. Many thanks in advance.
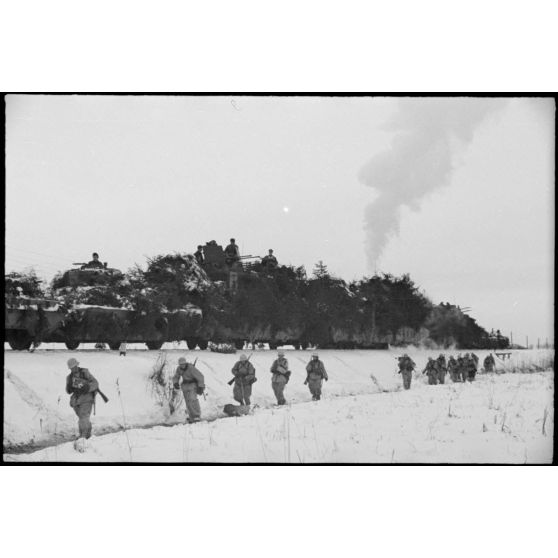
[5,95,554,345]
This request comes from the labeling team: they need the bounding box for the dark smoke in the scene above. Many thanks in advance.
[359,98,507,269]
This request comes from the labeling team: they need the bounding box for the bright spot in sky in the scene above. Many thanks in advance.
[283,207,289,213]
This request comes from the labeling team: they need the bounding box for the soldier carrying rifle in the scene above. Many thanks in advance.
[270,350,290,405]
[65,357,108,450]
[228,354,256,406]
[173,357,205,423]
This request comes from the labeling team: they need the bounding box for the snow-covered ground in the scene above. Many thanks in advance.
[3,346,554,462]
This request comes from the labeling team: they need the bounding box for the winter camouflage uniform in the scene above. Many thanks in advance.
[270,355,290,405]
[483,354,496,373]
[436,355,447,384]
[305,357,328,400]
[231,358,256,405]
[423,358,438,385]
[466,354,477,382]
[173,362,205,422]
[398,355,416,390]
[66,367,99,439]
[447,356,459,382]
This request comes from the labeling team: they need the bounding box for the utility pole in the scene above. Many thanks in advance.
[537,338,540,349]
[526,336,529,350]
[510,331,513,346]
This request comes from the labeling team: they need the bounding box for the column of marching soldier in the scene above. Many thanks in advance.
[397,352,496,390]
[64,351,497,443]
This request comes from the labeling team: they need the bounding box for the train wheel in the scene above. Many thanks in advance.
[146,340,164,350]
[8,333,33,351]
[65,340,80,350]
[108,341,121,351]
[186,338,197,350]
[293,343,301,350]
[234,340,244,350]
[268,341,277,350]
[197,339,208,350]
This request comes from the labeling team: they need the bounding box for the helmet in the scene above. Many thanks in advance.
[312,352,318,358]
[67,357,79,369]
[178,357,187,365]
[240,354,248,361]
[278,350,285,357]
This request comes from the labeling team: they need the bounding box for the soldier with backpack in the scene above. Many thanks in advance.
[305,353,328,400]
[173,357,205,423]
[397,353,416,390]
[466,353,478,382]
[423,357,439,385]
[230,354,256,405]
[65,357,100,444]
[483,353,496,373]
[447,355,459,382]
[270,350,290,405]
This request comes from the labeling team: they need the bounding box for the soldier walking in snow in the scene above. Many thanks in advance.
[447,355,459,382]
[305,353,328,400]
[65,357,99,442]
[436,353,447,384]
[230,354,256,405]
[270,350,290,405]
[119,341,127,356]
[422,357,438,385]
[397,353,416,390]
[465,353,477,382]
[483,353,496,373]
[173,357,205,423]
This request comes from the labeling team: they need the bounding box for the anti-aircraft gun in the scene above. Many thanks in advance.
[201,241,261,286]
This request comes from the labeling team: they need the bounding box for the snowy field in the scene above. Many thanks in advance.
[3,345,554,462]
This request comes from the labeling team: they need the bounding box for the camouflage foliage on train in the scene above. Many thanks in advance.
[4,243,509,350]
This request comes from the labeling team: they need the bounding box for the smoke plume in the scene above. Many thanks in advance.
[359,98,507,270]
